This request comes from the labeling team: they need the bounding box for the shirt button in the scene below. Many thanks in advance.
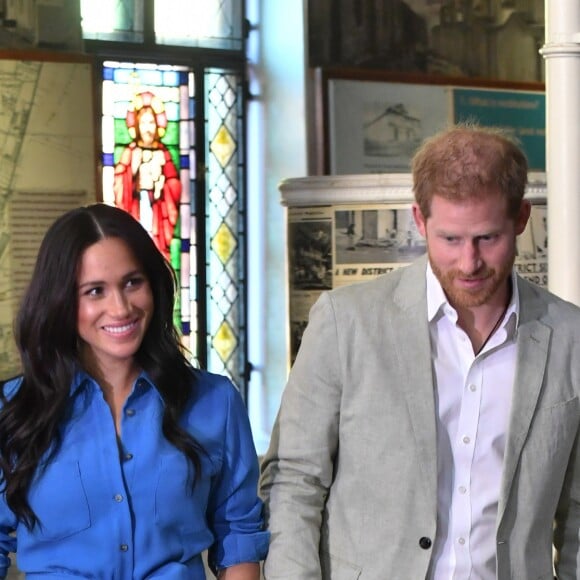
[469,384,477,392]
[458,537,466,545]
[462,436,471,444]
[458,486,467,494]
[419,537,432,549]
[114,494,123,502]
[126,409,136,416]
[120,544,128,552]
[125,453,133,461]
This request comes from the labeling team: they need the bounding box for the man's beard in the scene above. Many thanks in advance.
[430,251,515,308]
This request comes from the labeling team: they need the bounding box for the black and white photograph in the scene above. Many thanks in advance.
[309,0,545,82]
[514,202,548,287]
[364,101,422,158]
[334,207,425,265]
[328,79,448,173]
[288,220,333,290]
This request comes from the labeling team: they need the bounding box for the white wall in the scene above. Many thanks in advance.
[247,0,308,454]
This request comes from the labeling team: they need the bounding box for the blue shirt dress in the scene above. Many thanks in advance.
[0,369,269,579]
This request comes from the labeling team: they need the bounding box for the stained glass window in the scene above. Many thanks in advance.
[100,61,246,388]
[206,70,245,381]
[83,0,248,393]
[101,62,194,345]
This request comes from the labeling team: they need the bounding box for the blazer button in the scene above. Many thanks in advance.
[419,537,432,550]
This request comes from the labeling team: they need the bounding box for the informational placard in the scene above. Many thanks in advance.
[327,78,545,174]
[452,87,546,171]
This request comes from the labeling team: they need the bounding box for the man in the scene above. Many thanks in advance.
[260,125,580,579]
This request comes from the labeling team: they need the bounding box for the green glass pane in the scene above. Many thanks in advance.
[114,118,132,144]
[162,121,180,146]
[166,145,180,171]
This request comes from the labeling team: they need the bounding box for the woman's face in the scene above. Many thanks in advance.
[77,237,154,375]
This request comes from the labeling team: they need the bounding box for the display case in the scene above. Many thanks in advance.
[280,172,547,364]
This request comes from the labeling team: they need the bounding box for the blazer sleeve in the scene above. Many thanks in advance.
[260,291,342,579]
[554,426,580,578]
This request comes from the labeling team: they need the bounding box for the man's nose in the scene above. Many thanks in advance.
[459,241,482,274]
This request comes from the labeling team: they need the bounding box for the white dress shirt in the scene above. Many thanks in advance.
[425,263,519,580]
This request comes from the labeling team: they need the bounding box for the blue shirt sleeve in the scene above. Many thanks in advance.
[0,378,21,577]
[204,379,269,572]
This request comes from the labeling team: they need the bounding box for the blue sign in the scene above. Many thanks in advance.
[452,88,545,171]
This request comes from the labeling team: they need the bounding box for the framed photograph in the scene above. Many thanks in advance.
[308,1,544,83]
[313,68,545,175]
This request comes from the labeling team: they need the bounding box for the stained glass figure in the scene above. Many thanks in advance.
[114,91,181,259]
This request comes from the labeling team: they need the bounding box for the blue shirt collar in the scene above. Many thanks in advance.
[70,368,159,400]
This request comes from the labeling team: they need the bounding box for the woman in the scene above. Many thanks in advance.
[0,204,268,579]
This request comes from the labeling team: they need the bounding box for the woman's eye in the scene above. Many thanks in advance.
[85,287,103,297]
[126,276,145,288]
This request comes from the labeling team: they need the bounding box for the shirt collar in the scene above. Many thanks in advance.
[426,261,520,330]
[70,367,158,398]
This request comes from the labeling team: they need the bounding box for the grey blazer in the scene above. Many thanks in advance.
[260,256,580,580]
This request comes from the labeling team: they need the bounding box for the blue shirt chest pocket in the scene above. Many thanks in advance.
[26,460,91,541]
[154,452,213,534]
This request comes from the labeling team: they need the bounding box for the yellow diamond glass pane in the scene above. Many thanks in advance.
[211,222,236,264]
[210,124,235,167]
[213,320,237,363]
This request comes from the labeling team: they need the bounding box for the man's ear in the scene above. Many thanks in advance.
[515,199,532,235]
[412,203,427,238]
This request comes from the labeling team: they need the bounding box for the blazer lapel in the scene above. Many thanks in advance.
[497,283,551,522]
[391,257,438,504]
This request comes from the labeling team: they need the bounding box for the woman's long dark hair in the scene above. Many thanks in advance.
[0,203,202,528]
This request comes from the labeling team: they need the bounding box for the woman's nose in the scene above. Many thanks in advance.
[108,291,130,316]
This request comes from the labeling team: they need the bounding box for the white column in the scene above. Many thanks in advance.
[246,0,308,455]
[540,0,580,304]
